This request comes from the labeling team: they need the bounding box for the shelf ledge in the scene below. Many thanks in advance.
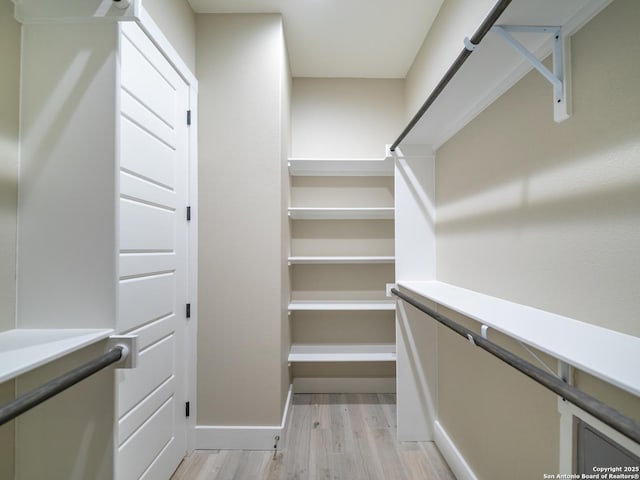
[288,157,394,177]
[289,300,396,311]
[288,344,397,362]
[288,207,394,220]
[0,328,115,383]
[288,256,395,265]
[397,281,640,397]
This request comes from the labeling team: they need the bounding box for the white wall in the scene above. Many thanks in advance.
[142,0,196,73]
[432,1,640,478]
[196,13,290,428]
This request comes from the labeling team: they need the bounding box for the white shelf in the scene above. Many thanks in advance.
[288,255,395,264]
[398,281,640,397]
[288,157,394,176]
[288,207,394,220]
[400,0,609,149]
[0,328,115,383]
[289,300,396,311]
[288,344,397,362]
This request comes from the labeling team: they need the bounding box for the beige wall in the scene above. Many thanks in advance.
[291,78,404,158]
[434,1,640,478]
[0,3,20,477]
[1,0,20,334]
[280,27,292,413]
[142,0,195,73]
[404,0,494,122]
[196,13,289,426]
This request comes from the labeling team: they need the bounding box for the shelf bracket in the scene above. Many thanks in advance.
[107,335,138,369]
[491,25,571,122]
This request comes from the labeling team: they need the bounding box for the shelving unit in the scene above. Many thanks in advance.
[0,328,114,383]
[288,158,396,392]
[288,157,393,177]
[397,0,611,150]
[288,255,395,264]
[288,344,397,363]
[288,207,394,220]
[398,281,640,397]
[390,0,632,456]
[289,300,395,311]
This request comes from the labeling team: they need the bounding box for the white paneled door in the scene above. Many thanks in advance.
[116,23,190,480]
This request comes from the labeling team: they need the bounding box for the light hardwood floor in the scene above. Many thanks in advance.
[171,393,456,480]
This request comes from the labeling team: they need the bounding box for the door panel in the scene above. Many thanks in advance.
[116,22,189,480]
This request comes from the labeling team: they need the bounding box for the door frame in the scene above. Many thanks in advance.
[134,8,199,455]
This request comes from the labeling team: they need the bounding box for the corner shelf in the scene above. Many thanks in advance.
[287,156,397,389]
[288,344,397,363]
[288,207,394,220]
[398,0,610,150]
[288,157,393,177]
[0,328,115,383]
[288,255,394,264]
[289,300,396,311]
[398,281,640,397]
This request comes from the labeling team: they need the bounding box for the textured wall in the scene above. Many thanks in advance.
[291,78,404,158]
[196,14,289,426]
[0,5,21,475]
[435,1,640,478]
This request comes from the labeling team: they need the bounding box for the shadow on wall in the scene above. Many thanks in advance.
[433,0,640,335]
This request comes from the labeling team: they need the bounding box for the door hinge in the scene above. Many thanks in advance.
[186,303,191,318]
[187,206,191,221]
[185,401,190,417]
[187,110,192,126]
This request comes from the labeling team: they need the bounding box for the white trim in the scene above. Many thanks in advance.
[135,7,197,90]
[292,377,396,394]
[185,85,199,455]
[196,385,293,450]
[558,399,640,474]
[434,420,478,480]
[288,157,394,177]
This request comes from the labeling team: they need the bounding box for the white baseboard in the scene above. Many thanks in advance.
[195,385,292,450]
[434,420,477,480]
[292,377,396,394]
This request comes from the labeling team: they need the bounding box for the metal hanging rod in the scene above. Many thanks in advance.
[391,287,640,445]
[0,346,126,427]
[390,0,512,152]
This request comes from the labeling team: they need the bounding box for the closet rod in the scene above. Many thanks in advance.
[390,0,512,152]
[391,288,640,445]
[0,346,124,427]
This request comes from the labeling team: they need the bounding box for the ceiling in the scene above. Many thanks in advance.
[187,0,445,78]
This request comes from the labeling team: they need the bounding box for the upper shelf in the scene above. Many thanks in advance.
[397,0,610,150]
[0,328,115,383]
[289,256,395,265]
[288,207,394,220]
[288,343,397,363]
[289,300,396,311]
[288,158,394,177]
[397,281,640,398]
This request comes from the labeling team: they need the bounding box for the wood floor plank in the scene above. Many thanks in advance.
[371,427,410,480]
[170,394,456,480]
[329,393,351,454]
[347,400,386,480]
[283,394,312,480]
